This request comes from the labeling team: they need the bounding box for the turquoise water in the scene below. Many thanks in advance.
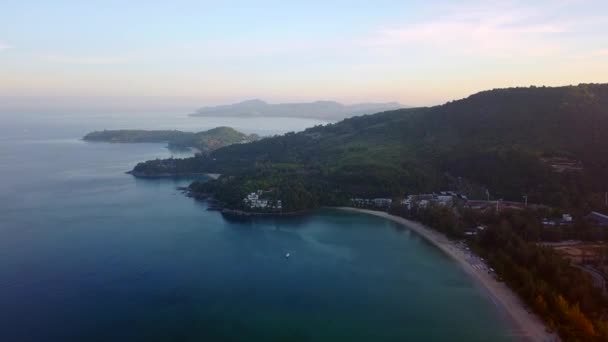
[0,114,514,341]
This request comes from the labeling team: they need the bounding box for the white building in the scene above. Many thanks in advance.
[243,190,283,210]
[436,195,454,206]
[372,198,392,207]
[351,198,392,208]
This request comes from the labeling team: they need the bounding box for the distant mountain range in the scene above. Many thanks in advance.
[189,99,404,120]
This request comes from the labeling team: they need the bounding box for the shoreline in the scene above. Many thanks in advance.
[127,171,219,179]
[334,207,556,342]
[178,189,313,217]
[220,208,314,217]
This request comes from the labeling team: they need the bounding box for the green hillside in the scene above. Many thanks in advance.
[132,84,608,210]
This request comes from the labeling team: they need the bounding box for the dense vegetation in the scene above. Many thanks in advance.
[188,164,347,212]
[84,127,259,152]
[390,204,608,341]
[134,83,608,212]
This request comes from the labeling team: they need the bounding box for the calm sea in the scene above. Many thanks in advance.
[0,112,513,341]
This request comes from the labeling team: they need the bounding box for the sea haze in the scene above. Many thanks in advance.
[0,113,513,341]
[0,111,329,141]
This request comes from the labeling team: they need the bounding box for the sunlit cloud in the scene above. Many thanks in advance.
[364,3,567,58]
[598,49,608,56]
[44,54,132,65]
[571,48,608,60]
[0,42,13,51]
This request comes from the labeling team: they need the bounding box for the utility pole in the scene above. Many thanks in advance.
[523,195,528,208]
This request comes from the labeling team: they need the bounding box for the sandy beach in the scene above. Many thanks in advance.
[335,207,558,342]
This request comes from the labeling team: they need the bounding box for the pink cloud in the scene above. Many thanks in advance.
[44,54,132,65]
[363,3,567,58]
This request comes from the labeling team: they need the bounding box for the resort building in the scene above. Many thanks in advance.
[351,191,465,211]
[243,190,283,210]
[351,198,392,208]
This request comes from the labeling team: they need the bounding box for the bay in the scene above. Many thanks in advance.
[0,113,513,341]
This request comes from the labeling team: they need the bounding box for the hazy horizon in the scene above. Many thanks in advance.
[0,82,602,115]
[2,0,607,114]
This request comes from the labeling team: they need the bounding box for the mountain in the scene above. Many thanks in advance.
[189,99,404,120]
[83,126,259,152]
[133,84,608,210]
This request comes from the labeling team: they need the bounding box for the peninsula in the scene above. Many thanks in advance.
[83,126,259,153]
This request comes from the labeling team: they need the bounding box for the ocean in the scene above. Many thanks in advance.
[0,112,513,341]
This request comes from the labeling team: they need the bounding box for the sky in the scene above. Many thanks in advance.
[1,0,607,112]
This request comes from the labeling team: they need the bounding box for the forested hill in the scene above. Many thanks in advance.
[84,126,259,152]
[132,84,608,209]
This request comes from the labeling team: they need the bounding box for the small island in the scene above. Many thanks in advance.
[83,126,259,153]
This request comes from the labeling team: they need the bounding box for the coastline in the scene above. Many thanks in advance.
[334,207,557,342]
[127,171,219,179]
[178,188,312,217]
[220,208,314,217]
